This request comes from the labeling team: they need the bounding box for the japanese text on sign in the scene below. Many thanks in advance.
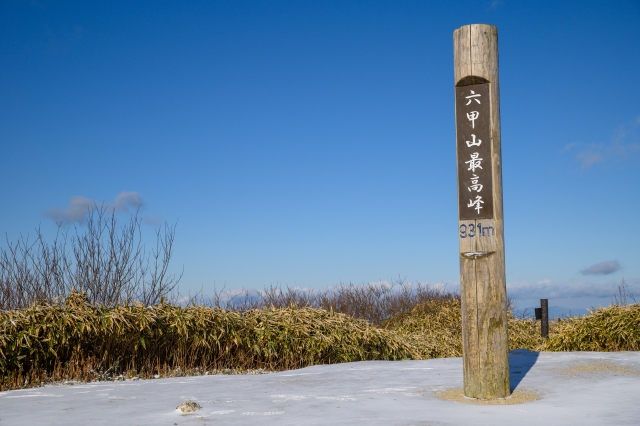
[455,83,494,220]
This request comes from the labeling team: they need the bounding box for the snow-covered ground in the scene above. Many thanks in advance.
[1,350,639,425]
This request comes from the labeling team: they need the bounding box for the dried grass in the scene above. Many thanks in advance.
[0,291,410,391]
[2,288,638,393]
[381,299,552,358]
[384,300,639,357]
[5,214,636,392]
[545,304,640,351]
[383,299,463,359]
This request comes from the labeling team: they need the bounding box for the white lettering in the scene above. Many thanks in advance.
[465,90,481,105]
[467,195,484,214]
[465,152,483,173]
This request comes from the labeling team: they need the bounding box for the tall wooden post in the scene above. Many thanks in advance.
[453,24,510,399]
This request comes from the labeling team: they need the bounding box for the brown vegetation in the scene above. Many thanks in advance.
[546,304,640,351]
[0,290,410,391]
[1,216,637,392]
[3,284,638,392]
[207,278,458,325]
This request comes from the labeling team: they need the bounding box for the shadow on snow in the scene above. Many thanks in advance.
[509,349,540,392]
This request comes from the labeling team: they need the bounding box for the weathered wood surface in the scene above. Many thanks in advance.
[453,23,510,399]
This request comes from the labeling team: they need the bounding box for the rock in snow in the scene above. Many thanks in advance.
[177,400,201,412]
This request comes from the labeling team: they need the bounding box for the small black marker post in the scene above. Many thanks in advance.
[534,299,549,338]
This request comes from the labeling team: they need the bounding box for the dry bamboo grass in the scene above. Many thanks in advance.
[0,291,410,391]
[384,300,640,356]
[3,293,638,392]
[545,304,640,351]
[508,316,550,352]
[381,299,550,358]
[383,299,463,359]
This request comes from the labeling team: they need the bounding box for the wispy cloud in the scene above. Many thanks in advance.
[581,260,621,276]
[565,116,640,170]
[43,196,97,224]
[575,150,604,169]
[44,191,145,225]
[507,278,638,300]
[113,191,144,213]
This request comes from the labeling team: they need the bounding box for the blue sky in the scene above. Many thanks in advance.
[1,1,639,310]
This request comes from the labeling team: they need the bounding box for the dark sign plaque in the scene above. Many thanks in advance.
[456,83,493,220]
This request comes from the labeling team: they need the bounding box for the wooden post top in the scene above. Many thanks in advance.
[453,24,499,87]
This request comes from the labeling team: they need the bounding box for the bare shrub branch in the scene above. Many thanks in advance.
[613,277,636,307]
[207,277,458,326]
[0,206,181,309]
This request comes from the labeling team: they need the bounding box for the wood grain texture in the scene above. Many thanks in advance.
[454,23,510,399]
[453,25,472,85]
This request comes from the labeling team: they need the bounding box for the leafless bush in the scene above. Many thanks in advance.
[208,277,459,326]
[613,277,636,306]
[0,206,182,310]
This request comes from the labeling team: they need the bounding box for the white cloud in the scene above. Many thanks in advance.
[44,191,145,224]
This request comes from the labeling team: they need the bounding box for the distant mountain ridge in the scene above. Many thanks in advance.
[513,306,590,320]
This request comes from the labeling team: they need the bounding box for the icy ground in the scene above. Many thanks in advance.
[1,351,639,425]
